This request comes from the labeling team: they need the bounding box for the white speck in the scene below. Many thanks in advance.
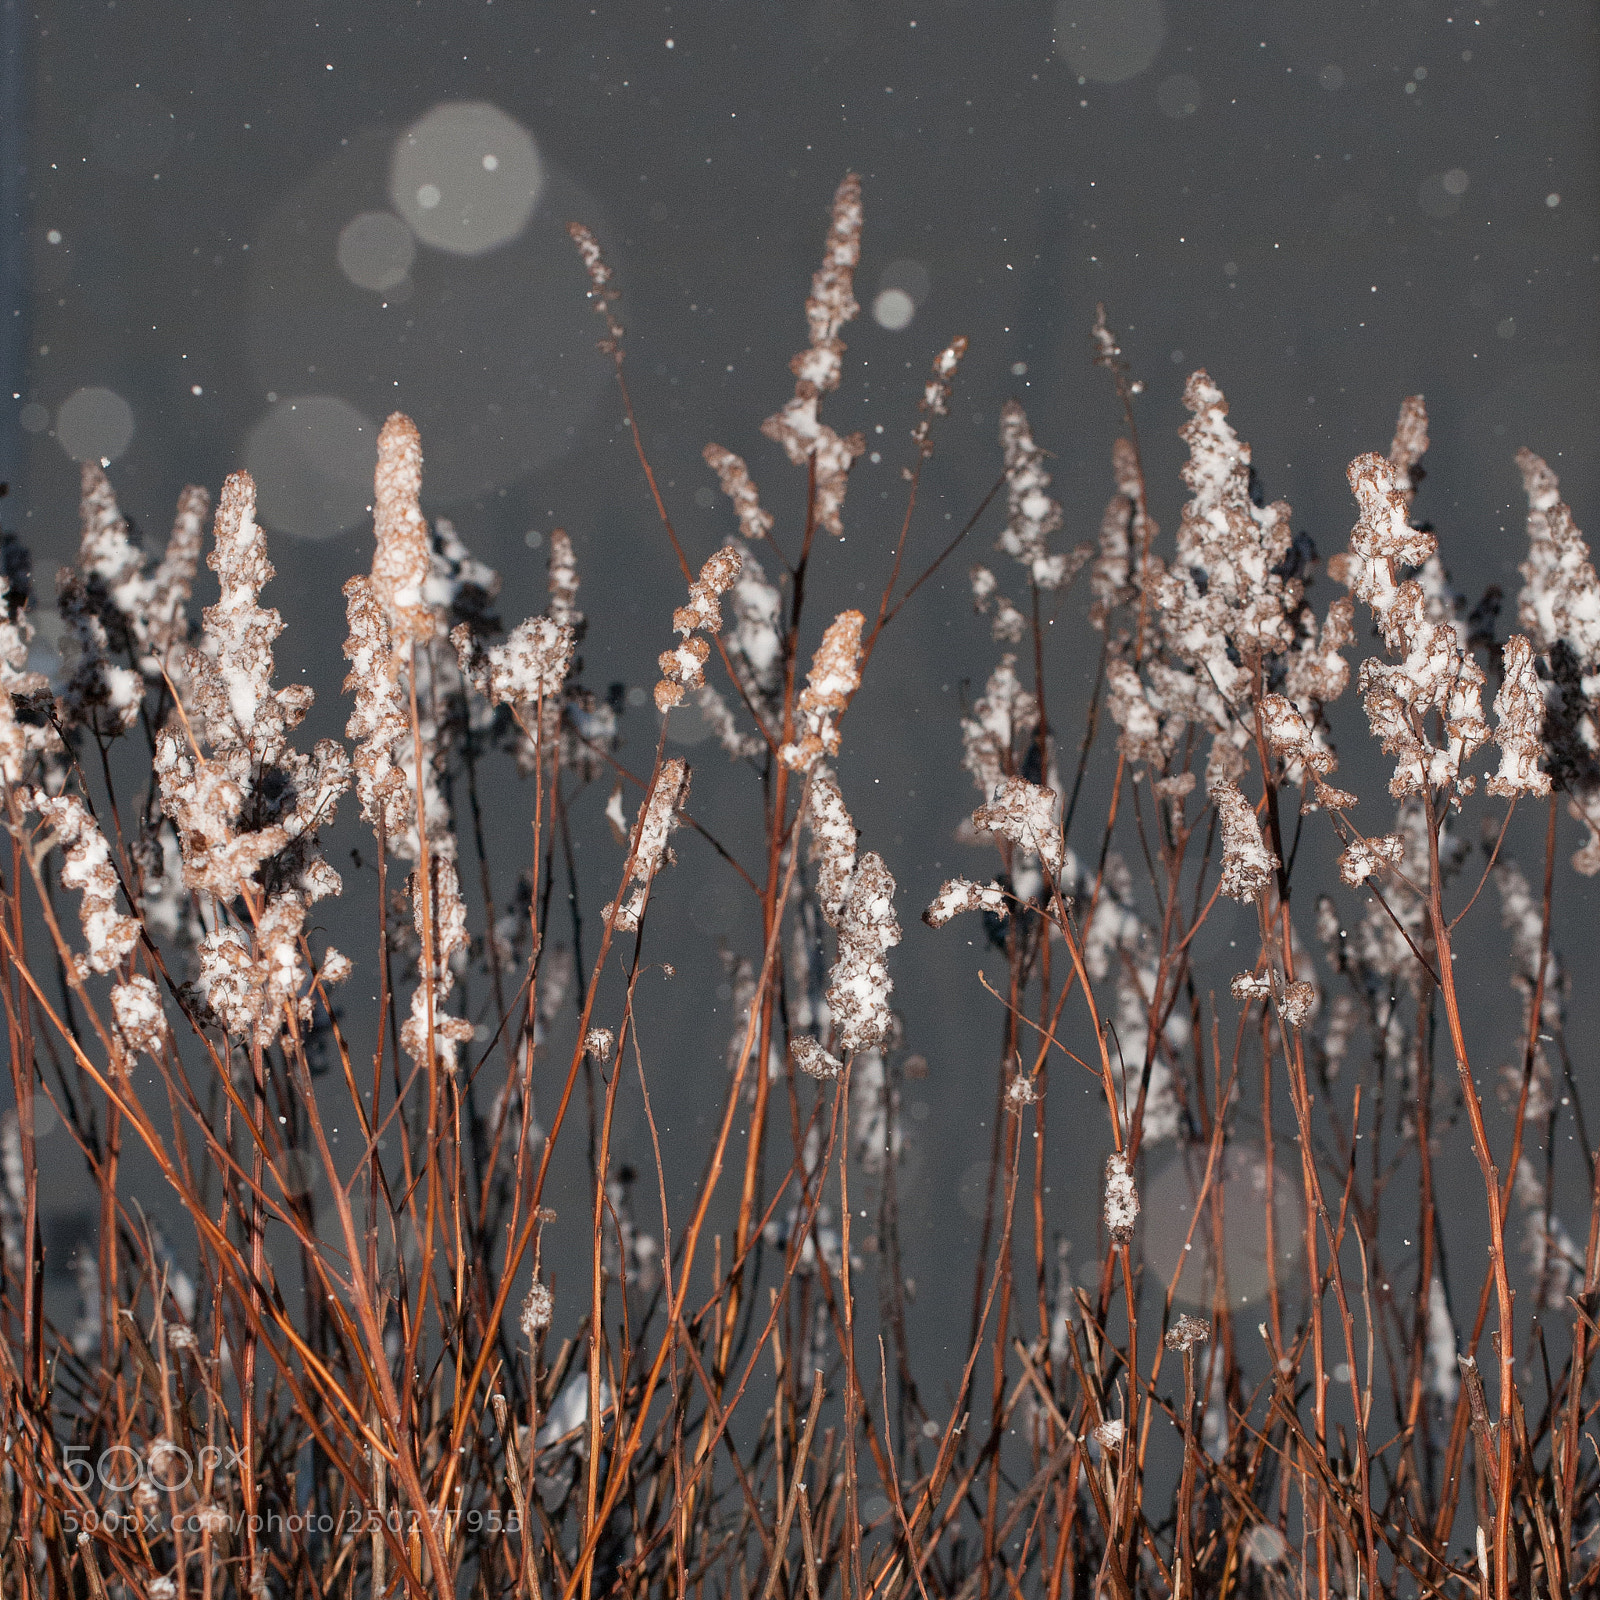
[665,37,674,48]
[1547,192,1561,207]
[190,384,202,396]
[416,183,441,209]
[482,152,499,170]
[46,229,61,245]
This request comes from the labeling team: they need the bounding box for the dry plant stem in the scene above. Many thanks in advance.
[1247,686,1383,1600]
[757,1370,827,1600]
[1175,1347,1197,1599]
[0,904,427,1595]
[1043,878,1145,1585]
[556,783,811,1600]
[451,724,674,1467]
[1421,786,1518,1600]
[838,1055,869,1600]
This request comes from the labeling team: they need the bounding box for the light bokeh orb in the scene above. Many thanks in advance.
[1053,0,1165,84]
[390,102,543,256]
[337,210,416,292]
[872,288,916,331]
[1141,1142,1305,1312]
[56,386,135,463]
[245,395,378,541]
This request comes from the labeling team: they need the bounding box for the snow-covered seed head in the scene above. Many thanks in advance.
[605,758,691,932]
[760,174,867,537]
[1092,1417,1124,1451]
[371,414,435,644]
[1487,635,1551,798]
[1211,780,1278,903]
[807,766,858,923]
[780,609,865,770]
[546,528,584,636]
[584,1027,615,1063]
[1337,833,1404,887]
[521,1279,553,1339]
[923,877,1008,929]
[482,616,575,709]
[1164,1313,1210,1353]
[1104,1152,1139,1244]
[320,949,354,988]
[111,976,168,1058]
[911,335,969,455]
[672,546,744,638]
[654,635,710,712]
[826,851,901,1054]
[1279,981,1317,1030]
[970,777,1064,876]
[30,791,141,979]
[1004,1073,1039,1113]
[790,1034,843,1081]
[702,444,774,543]
[997,400,1069,589]
[567,221,624,349]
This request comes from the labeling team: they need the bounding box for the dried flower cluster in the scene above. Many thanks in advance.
[793,765,901,1062]
[779,609,864,770]
[1336,831,1404,887]
[702,444,774,544]
[605,759,690,933]
[971,777,1065,877]
[760,173,867,537]
[1103,1151,1139,1244]
[921,876,1008,929]
[910,337,968,457]
[959,655,1039,800]
[1515,448,1600,868]
[790,1033,843,1082]
[370,414,435,643]
[0,547,51,785]
[567,221,624,353]
[1211,779,1278,903]
[1105,372,1352,805]
[110,973,169,1058]
[459,616,575,714]
[30,789,139,978]
[996,401,1071,590]
[150,472,349,1042]
[1333,403,1516,803]
[1164,1313,1211,1353]
[654,547,743,712]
